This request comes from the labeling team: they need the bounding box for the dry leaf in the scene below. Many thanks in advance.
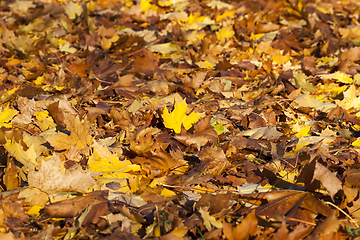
[312,162,342,199]
[45,114,93,151]
[28,154,96,193]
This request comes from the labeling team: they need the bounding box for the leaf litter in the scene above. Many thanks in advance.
[1,0,360,239]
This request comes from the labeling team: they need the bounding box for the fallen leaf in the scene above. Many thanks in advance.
[45,114,93,151]
[162,99,202,133]
[43,195,108,218]
[198,207,223,231]
[312,162,342,199]
[28,154,96,193]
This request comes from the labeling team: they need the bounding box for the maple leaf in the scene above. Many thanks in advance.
[199,207,223,231]
[0,105,18,128]
[64,1,82,20]
[4,140,37,170]
[45,115,93,151]
[58,40,77,53]
[162,99,202,133]
[28,154,96,193]
[88,142,141,191]
[88,156,140,181]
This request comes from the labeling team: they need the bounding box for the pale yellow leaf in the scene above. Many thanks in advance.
[199,207,223,231]
[28,154,96,193]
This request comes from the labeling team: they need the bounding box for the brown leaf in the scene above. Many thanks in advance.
[195,193,232,215]
[312,162,342,199]
[232,210,259,239]
[174,128,218,150]
[228,136,269,152]
[287,224,313,240]
[344,169,360,188]
[43,195,108,218]
[308,211,340,239]
[110,106,132,129]
[197,147,230,175]
[47,99,78,126]
[131,149,187,176]
[68,62,89,77]
[273,218,289,240]
[130,126,161,154]
[3,159,20,191]
[133,49,159,75]
[2,196,28,221]
[251,191,333,225]
[182,71,207,90]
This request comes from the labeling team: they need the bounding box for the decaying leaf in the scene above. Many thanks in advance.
[28,154,96,193]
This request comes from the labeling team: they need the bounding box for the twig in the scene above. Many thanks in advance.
[286,217,317,226]
[323,201,359,228]
[160,183,238,193]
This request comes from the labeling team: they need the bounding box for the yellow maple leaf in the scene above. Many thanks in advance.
[336,85,360,110]
[6,56,22,66]
[4,140,37,170]
[0,105,18,128]
[27,205,43,217]
[333,71,353,84]
[188,12,206,24]
[64,1,82,20]
[295,125,311,137]
[34,111,56,131]
[140,0,158,11]
[216,26,235,40]
[199,207,223,231]
[162,99,202,133]
[278,170,298,184]
[101,33,119,50]
[59,42,77,53]
[352,138,360,147]
[293,70,317,94]
[216,10,235,22]
[88,156,140,182]
[161,188,176,197]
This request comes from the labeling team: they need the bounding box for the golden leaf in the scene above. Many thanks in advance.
[162,99,202,133]
[0,105,18,128]
[46,115,93,151]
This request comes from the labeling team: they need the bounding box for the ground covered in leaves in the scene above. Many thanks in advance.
[2,0,360,239]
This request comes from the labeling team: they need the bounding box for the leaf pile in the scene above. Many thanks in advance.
[1,0,360,239]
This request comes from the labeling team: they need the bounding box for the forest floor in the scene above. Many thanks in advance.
[1,0,360,239]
